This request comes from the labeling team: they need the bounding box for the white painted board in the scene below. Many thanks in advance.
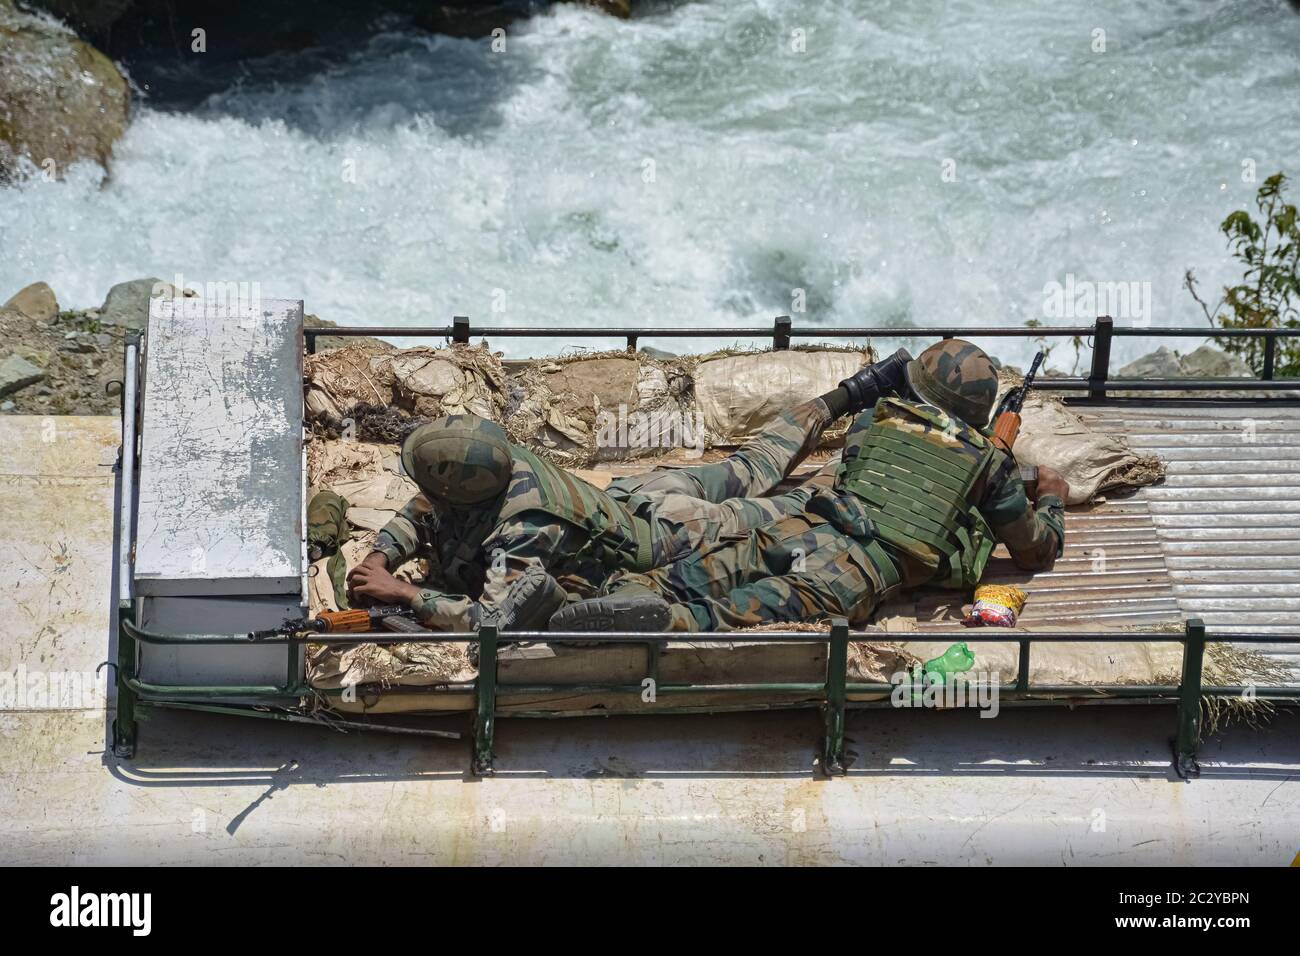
[135,297,304,596]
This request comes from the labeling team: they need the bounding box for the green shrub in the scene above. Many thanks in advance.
[1186,173,1300,376]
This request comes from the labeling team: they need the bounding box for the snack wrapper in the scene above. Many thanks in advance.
[961,584,1027,628]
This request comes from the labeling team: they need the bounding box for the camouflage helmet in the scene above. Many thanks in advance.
[400,414,513,505]
[906,339,999,426]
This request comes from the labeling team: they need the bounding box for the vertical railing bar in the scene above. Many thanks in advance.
[1088,315,1113,400]
[473,625,499,775]
[774,315,791,350]
[1174,618,1206,780]
[1016,639,1031,693]
[113,606,138,758]
[1263,334,1276,381]
[821,619,849,776]
[117,335,140,607]
[452,315,470,345]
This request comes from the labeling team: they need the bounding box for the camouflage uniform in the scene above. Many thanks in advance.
[597,352,1066,632]
[372,399,833,630]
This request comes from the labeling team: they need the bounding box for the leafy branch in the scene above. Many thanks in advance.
[1186,172,1300,376]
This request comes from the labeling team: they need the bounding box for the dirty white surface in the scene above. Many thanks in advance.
[2,416,1298,865]
[4,700,1298,866]
[134,298,304,596]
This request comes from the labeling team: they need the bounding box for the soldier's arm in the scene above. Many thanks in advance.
[370,494,433,568]
[979,454,1066,572]
[410,519,572,630]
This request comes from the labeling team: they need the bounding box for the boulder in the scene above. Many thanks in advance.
[0,353,46,397]
[1179,344,1254,379]
[1117,346,1183,379]
[0,2,130,180]
[1114,343,1282,398]
[638,345,679,361]
[3,281,58,323]
[18,1,136,37]
[97,277,189,330]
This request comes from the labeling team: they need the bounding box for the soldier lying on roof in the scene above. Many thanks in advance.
[345,349,914,630]
[551,339,1071,633]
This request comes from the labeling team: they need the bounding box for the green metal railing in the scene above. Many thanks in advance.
[112,612,1300,779]
[112,319,1300,778]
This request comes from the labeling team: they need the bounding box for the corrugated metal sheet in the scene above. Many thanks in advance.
[1080,403,1300,685]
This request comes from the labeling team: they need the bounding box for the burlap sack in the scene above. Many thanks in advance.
[506,352,698,465]
[693,348,871,445]
[305,342,507,426]
[1014,396,1165,504]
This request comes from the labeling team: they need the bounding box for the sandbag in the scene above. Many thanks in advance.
[305,342,508,428]
[506,351,698,465]
[900,633,1183,685]
[308,635,477,689]
[693,347,871,445]
[1014,396,1165,504]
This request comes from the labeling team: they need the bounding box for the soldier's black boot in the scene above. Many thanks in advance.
[838,347,912,413]
[549,586,673,633]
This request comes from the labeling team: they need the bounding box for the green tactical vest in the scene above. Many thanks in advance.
[500,447,656,573]
[836,397,998,590]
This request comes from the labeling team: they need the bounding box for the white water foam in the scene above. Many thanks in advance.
[2,0,1298,365]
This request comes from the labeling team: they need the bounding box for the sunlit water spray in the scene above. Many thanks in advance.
[2,0,1298,366]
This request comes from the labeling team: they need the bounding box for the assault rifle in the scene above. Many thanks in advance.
[990,350,1045,453]
[989,350,1045,498]
[250,605,422,641]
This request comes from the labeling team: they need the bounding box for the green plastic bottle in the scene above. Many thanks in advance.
[923,642,976,684]
[909,642,976,704]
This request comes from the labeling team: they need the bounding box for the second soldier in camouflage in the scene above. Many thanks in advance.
[553,339,1069,633]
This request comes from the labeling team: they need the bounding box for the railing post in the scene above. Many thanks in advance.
[305,330,317,355]
[1174,618,1206,780]
[112,607,138,759]
[452,315,470,345]
[774,315,791,351]
[1088,315,1113,401]
[626,335,638,354]
[1263,335,1276,381]
[1016,639,1030,693]
[473,624,498,776]
[821,619,849,776]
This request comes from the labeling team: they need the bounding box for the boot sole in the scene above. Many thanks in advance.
[551,594,672,633]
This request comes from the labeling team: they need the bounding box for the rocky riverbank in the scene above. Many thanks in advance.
[0,279,176,414]
[0,277,1283,418]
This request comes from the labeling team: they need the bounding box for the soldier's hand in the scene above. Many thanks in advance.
[1035,466,1070,503]
[348,563,420,606]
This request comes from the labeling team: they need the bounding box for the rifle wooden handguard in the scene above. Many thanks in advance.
[313,609,374,632]
[990,410,1021,452]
